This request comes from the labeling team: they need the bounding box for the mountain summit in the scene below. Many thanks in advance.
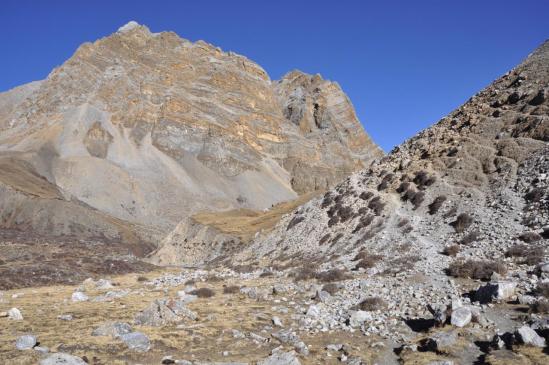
[0,23,382,245]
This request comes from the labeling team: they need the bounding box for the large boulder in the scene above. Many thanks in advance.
[15,335,37,350]
[119,332,151,352]
[474,282,516,303]
[39,353,87,365]
[515,326,546,347]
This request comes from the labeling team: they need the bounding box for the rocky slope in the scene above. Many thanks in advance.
[0,21,382,246]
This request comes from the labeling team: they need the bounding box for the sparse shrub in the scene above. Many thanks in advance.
[331,233,344,245]
[292,267,316,282]
[451,213,474,233]
[321,193,333,208]
[338,206,354,223]
[428,196,447,215]
[410,191,425,210]
[447,260,506,280]
[327,215,340,227]
[443,245,460,257]
[353,214,374,233]
[190,287,215,298]
[402,225,413,234]
[536,282,549,298]
[459,230,481,245]
[354,253,383,270]
[397,218,409,227]
[368,196,385,215]
[184,279,196,285]
[524,187,544,202]
[315,269,350,282]
[518,232,542,243]
[377,173,394,191]
[259,271,274,278]
[322,283,340,295]
[443,206,457,218]
[413,171,436,189]
[506,245,545,265]
[136,276,148,282]
[357,297,387,311]
[319,233,331,245]
[232,264,255,273]
[396,181,410,193]
[287,215,305,230]
[530,300,549,313]
[359,191,374,201]
[223,285,240,294]
[206,275,223,282]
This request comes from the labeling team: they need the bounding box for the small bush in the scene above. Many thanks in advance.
[505,245,544,265]
[223,285,240,294]
[368,196,385,215]
[428,196,447,215]
[353,215,375,233]
[518,232,542,243]
[536,282,549,298]
[315,269,350,282]
[447,260,506,281]
[292,267,316,282]
[338,206,354,223]
[397,218,409,227]
[259,271,274,278]
[459,230,481,245]
[451,213,474,233]
[443,206,457,218]
[287,215,305,230]
[184,279,196,285]
[322,283,339,295]
[321,193,333,208]
[524,187,544,202]
[327,215,340,227]
[357,297,387,311]
[530,300,549,313]
[359,191,374,201]
[206,275,223,282]
[396,181,410,193]
[443,245,460,257]
[319,233,331,245]
[410,191,425,210]
[190,287,215,298]
[413,171,436,189]
[354,254,382,270]
[136,276,148,282]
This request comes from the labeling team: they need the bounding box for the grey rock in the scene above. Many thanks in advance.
[306,304,320,317]
[34,346,49,354]
[272,316,283,327]
[92,321,132,337]
[516,325,546,347]
[258,350,301,365]
[349,310,372,327]
[474,282,516,303]
[315,290,331,303]
[15,335,37,350]
[119,332,151,352]
[272,329,309,355]
[71,291,89,302]
[39,353,87,365]
[430,331,458,351]
[450,307,472,327]
[135,298,197,326]
[8,307,23,320]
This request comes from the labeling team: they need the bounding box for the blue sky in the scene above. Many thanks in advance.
[1,0,547,151]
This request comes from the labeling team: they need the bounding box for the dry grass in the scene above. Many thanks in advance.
[428,195,447,215]
[447,259,506,280]
[192,192,319,243]
[442,245,460,257]
[451,213,474,233]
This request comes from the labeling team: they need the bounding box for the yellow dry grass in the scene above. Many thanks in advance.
[0,267,390,364]
[192,191,320,242]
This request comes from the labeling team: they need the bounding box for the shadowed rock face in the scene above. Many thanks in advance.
[0,22,382,241]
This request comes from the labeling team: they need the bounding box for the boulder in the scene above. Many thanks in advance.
[515,326,546,347]
[474,282,516,303]
[450,307,471,327]
[8,307,23,320]
[258,350,301,365]
[15,335,37,350]
[349,310,372,328]
[119,332,151,352]
[306,305,320,317]
[430,331,458,351]
[92,322,133,337]
[134,298,197,326]
[71,291,89,302]
[39,353,87,365]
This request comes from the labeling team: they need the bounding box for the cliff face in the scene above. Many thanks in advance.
[0,21,382,241]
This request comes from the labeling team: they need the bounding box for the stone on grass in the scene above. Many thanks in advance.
[450,307,472,327]
[39,353,87,365]
[57,314,73,321]
[515,326,546,347]
[120,332,151,352]
[134,298,197,326]
[15,335,37,350]
[92,321,132,337]
[258,350,301,365]
[349,310,372,327]
[430,331,458,351]
[71,291,89,302]
[272,316,283,327]
[8,307,23,320]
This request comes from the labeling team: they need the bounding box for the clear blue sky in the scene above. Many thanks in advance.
[1,0,547,151]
